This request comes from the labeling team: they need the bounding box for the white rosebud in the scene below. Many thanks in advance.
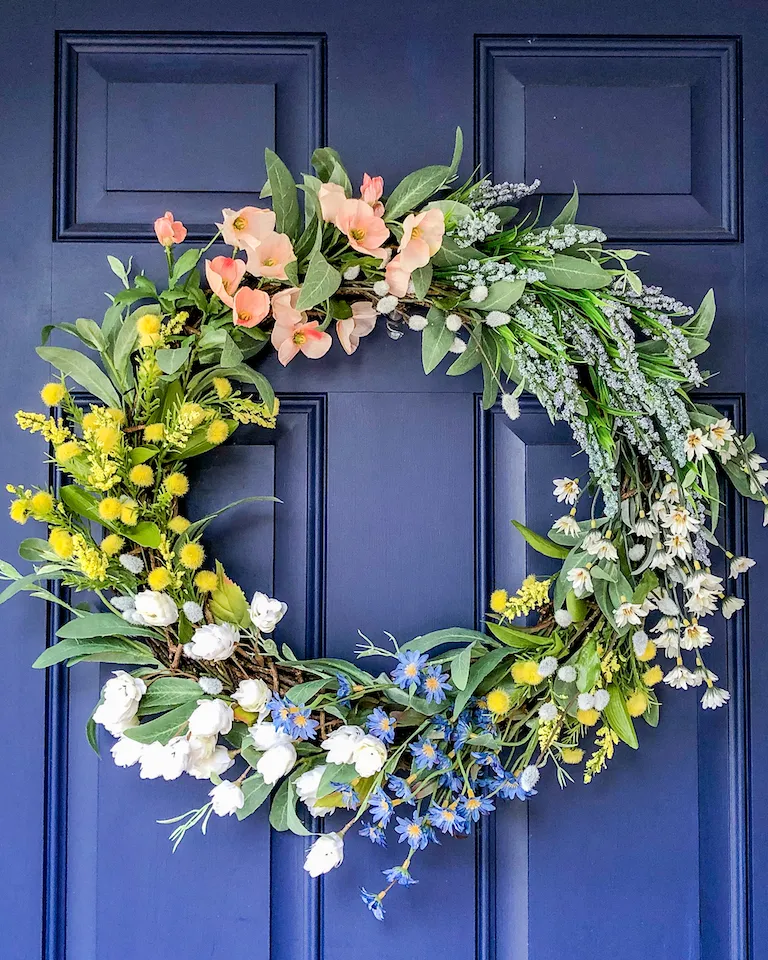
[449,336,467,354]
[139,737,190,781]
[501,393,520,421]
[484,310,510,327]
[321,725,365,765]
[93,670,146,737]
[593,689,611,711]
[198,676,223,695]
[445,313,463,332]
[469,285,488,303]
[553,609,573,628]
[209,780,245,817]
[186,735,234,780]
[133,590,178,627]
[407,314,428,331]
[376,294,398,315]
[557,665,577,683]
[303,832,344,877]
[188,699,234,738]
[119,554,144,574]
[577,693,595,711]
[232,678,271,716]
[184,622,238,661]
[538,702,558,722]
[295,764,331,817]
[372,280,390,297]
[343,264,361,281]
[249,721,287,752]
[249,591,288,634]
[537,656,558,678]
[183,601,204,623]
[351,734,387,777]
[110,735,145,768]
[256,740,297,785]
[520,764,540,792]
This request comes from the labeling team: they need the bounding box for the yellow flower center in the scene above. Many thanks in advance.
[411,226,422,239]
[233,216,246,230]
[263,257,276,267]
[350,228,366,241]
[293,332,307,345]
[407,824,421,838]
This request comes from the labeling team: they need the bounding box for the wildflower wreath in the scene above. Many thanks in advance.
[3,130,763,919]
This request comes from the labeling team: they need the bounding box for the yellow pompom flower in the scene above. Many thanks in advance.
[511,661,542,686]
[98,497,122,521]
[55,441,81,462]
[120,500,139,526]
[144,423,165,442]
[180,403,205,427]
[486,687,513,716]
[147,567,172,591]
[561,747,584,764]
[81,411,100,431]
[136,313,162,346]
[9,500,30,524]
[41,382,66,406]
[100,533,124,556]
[489,589,508,614]
[95,425,120,453]
[195,570,218,592]
[30,491,54,517]
[637,640,656,662]
[129,464,154,487]
[206,420,229,445]
[106,408,125,424]
[49,528,74,558]
[577,708,600,727]
[168,515,190,535]
[179,542,205,570]
[165,473,189,497]
[626,690,648,717]
[643,665,663,687]
[213,377,232,399]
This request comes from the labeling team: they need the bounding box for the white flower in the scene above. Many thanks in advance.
[685,590,718,617]
[448,336,466,354]
[720,442,738,464]
[707,418,735,449]
[133,590,178,627]
[614,601,644,627]
[375,295,398,314]
[633,515,657,538]
[730,556,755,578]
[343,264,361,281]
[664,534,692,559]
[749,453,767,471]
[198,677,223,695]
[469,284,488,303]
[721,596,745,619]
[501,393,520,420]
[257,740,297,785]
[372,280,390,297]
[701,687,731,709]
[537,656,558,678]
[557,665,577,683]
[182,601,204,623]
[484,310,510,327]
[232,678,271,716]
[661,507,701,537]
[119,553,144,574]
[628,544,646,562]
[593,689,611,711]
[567,567,593,598]
[209,780,245,817]
[577,693,595,711]
[681,623,713,650]
[93,670,146,737]
[184,622,239,661]
[553,515,580,537]
[249,592,288,633]
[684,428,712,461]
[110,735,145,768]
[519,765,540,792]
[139,737,189,780]
[583,533,618,562]
[686,571,723,594]
[188,699,234,738]
[660,481,681,502]
[186,735,234,779]
[538,702,558,722]
[321,724,365,764]
[554,609,573,628]
[653,592,680,616]
[664,665,697,689]
[249,721,289,752]
[295,765,331,817]
[553,477,580,505]
[407,314,429,331]
[303,833,344,877]
[445,313,463,332]
[351,734,387,777]
[632,631,650,657]
[650,549,675,570]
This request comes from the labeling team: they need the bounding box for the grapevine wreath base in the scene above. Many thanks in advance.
[2,130,762,919]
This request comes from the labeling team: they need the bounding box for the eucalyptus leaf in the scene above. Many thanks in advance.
[551,184,579,225]
[36,346,121,408]
[236,773,273,820]
[472,279,526,312]
[421,306,453,374]
[57,612,159,640]
[401,627,488,655]
[385,165,451,221]
[33,636,157,670]
[450,643,473,690]
[602,685,639,748]
[540,255,612,290]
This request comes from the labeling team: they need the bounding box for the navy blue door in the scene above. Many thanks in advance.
[1,5,764,960]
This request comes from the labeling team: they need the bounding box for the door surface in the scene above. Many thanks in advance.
[1,3,765,959]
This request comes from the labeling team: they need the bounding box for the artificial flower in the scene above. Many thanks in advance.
[567,566,593,598]
[553,515,580,537]
[318,182,347,223]
[351,734,388,777]
[270,288,332,366]
[110,735,145,768]
[304,833,344,877]
[707,417,735,449]
[133,590,178,627]
[614,601,644,627]
[218,206,276,248]
[398,208,445,269]
[232,286,270,328]
[244,231,296,280]
[335,198,390,258]
[93,670,146,737]
[321,725,365,765]
[360,173,384,215]
[249,590,288,633]
[139,737,190,780]
[553,477,580,504]
[209,780,245,817]
[701,686,731,709]
[295,765,331,817]
[232,678,271,716]
[730,555,755,578]
[336,301,377,355]
[188,699,234,738]
[154,211,186,246]
[205,256,246,308]
[184,622,239,661]
[684,428,712,461]
[257,739,297,784]
[186,737,234,780]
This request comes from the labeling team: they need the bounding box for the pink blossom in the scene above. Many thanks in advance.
[385,253,413,298]
[244,232,297,280]
[217,206,276,249]
[270,287,332,365]
[153,211,187,246]
[270,287,304,328]
[335,199,390,258]
[360,174,384,217]
[336,301,377,355]
[232,287,270,328]
[399,208,445,269]
[318,183,348,223]
[205,256,246,308]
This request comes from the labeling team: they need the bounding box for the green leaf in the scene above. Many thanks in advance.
[18,538,59,562]
[295,250,342,311]
[472,279,526,312]
[220,334,243,368]
[138,678,202,715]
[236,773,273,820]
[75,318,106,352]
[269,778,310,835]
[540,255,612,290]
[316,762,358,800]
[311,147,352,194]
[33,636,157,669]
[485,622,547,649]
[511,519,571,559]
[565,589,588,623]
[683,289,716,340]
[285,677,329,705]
[602,685,639,748]
[112,310,141,383]
[481,359,499,410]
[184,495,277,541]
[265,148,300,241]
[401,627,488,655]
[448,126,464,176]
[452,647,512,719]
[59,484,101,523]
[385,164,451,221]
[551,184,579,225]
[36,346,121,408]
[410,263,433,300]
[575,638,601,693]
[130,446,158,465]
[446,333,482,376]
[107,255,131,288]
[124,700,199,745]
[421,307,453,374]
[57,612,159,640]
[125,522,162,549]
[156,345,191,375]
[170,248,201,286]
[450,644,473,690]
[643,698,660,728]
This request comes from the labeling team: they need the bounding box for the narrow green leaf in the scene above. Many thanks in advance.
[124,700,199,745]
[410,263,433,300]
[107,255,131,288]
[75,318,106,351]
[448,126,464,176]
[33,636,157,669]
[170,248,201,286]
[385,164,451,221]
[401,627,488,655]
[551,184,579,225]
[683,289,716,340]
[602,684,639,748]
[295,251,342,311]
[450,644,473,691]
[485,622,547,649]
[511,519,571,559]
[452,647,512,719]
[540,254,612,290]
[265,148,300,241]
[430,237,483,267]
[138,678,202,715]
[422,307,453,374]
[446,330,483,376]
[285,677,329,705]
[36,346,121,408]
[57,612,158,640]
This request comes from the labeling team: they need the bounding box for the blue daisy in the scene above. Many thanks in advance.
[366,706,397,744]
[427,803,468,836]
[333,781,359,809]
[335,673,352,707]
[383,865,418,887]
[438,769,464,793]
[410,737,445,770]
[360,888,385,921]
[471,750,504,777]
[386,775,415,805]
[459,793,495,822]
[359,821,388,847]
[285,704,319,741]
[391,650,429,689]
[369,787,394,826]
[395,815,431,850]
[420,665,452,704]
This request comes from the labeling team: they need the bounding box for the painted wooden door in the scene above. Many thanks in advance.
[1,3,763,959]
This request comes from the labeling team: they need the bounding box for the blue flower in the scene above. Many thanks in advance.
[493,772,537,800]
[369,788,394,826]
[471,750,504,777]
[383,865,418,886]
[428,803,468,836]
[420,665,452,704]
[333,782,359,810]
[335,673,352,707]
[391,650,429,689]
[459,794,495,822]
[359,821,388,847]
[410,737,445,770]
[438,769,464,793]
[395,815,431,850]
[366,706,397,744]
[386,775,415,805]
[267,694,293,733]
[430,714,453,738]
[452,717,472,748]
[360,887,385,921]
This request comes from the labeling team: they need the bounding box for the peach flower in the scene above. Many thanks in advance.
[360,174,384,217]
[336,301,377,355]
[154,211,187,246]
[232,287,270,328]
[205,256,246,308]
[398,208,445,269]
[245,232,297,280]
[318,183,348,223]
[385,254,413,298]
[270,288,332,365]
[335,199,390,258]
[217,206,276,249]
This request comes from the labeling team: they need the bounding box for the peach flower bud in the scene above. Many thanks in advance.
[360,173,384,216]
[205,256,246,308]
[153,211,187,246]
[336,301,377,355]
[318,182,348,223]
[232,287,270,328]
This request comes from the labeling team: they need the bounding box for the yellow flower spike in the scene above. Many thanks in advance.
[55,441,81,463]
[637,640,657,662]
[49,528,74,558]
[147,567,173,591]
[511,661,542,686]
[179,542,205,570]
[100,533,125,556]
[129,464,154,488]
[486,688,512,716]
[95,425,120,453]
[489,589,508,614]
[576,708,600,727]
[97,496,122,521]
[168,515,191,535]
[30,491,54,517]
[206,420,229,445]
[120,500,139,526]
[213,377,232,399]
[40,383,66,406]
[143,423,164,443]
[165,473,189,497]
[626,690,648,717]
[561,747,584,764]
[194,569,218,592]
[643,665,663,686]
[9,500,30,524]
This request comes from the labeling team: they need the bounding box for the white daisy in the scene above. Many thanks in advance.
[664,664,697,689]
[701,687,730,709]
[614,601,644,627]
[553,477,580,505]
[660,482,681,502]
[633,514,657,538]
[681,623,713,649]
[721,596,745,619]
[665,534,693,559]
[729,556,755,578]
[719,442,738,463]
[567,566,593,598]
[686,571,723,594]
[583,532,618,561]
[707,418,735,449]
[553,515,580,537]
[748,454,766,471]
[651,616,679,635]
[661,507,701,536]
[684,428,712,461]
[650,549,675,571]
